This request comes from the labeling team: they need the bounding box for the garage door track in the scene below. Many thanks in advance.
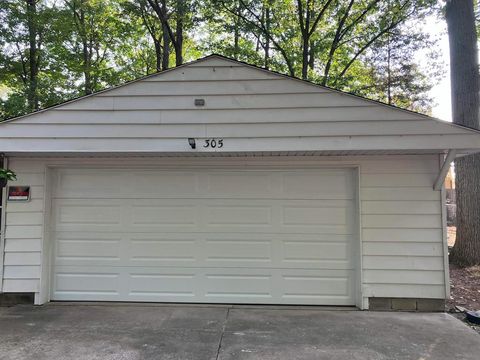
[0,303,479,360]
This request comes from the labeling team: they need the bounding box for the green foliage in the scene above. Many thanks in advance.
[359,21,443,113]
[0,0,71,118]
[0,0,444,120]
[57,0,132,94]
[0,168,17,181]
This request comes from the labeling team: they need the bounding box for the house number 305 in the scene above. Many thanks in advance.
[204,139,224,148]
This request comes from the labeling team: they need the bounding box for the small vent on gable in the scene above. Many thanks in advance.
[194,98,205,106]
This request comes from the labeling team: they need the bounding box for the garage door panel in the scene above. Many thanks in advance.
[282,171,355,199]
[54,199,124,233]
[54,169,355,200]
[205,205,272,226]
[205,172,276,196]
[55,170,201,199]
[129,272,198,298]
[54,231,352,269]
[204,237,272,265]
[52,266,355,304]
[204,273,273,299]
[53,269,120,299]
[282,206,349,225]
[127,233,199,267]
[282,240,351,262]
[129,237,197,263]
[132,172,200,195]
[54,232,122,266]
[282,271,353,298]
[54,198,354,235]
[56,238,121,260]
[131,205,197,226]
[56,204,123,226]
[55,171,130,198]
[52,168,357,305]
[201,269,354,302]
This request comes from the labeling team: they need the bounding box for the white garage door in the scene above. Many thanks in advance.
[51,167,357,305]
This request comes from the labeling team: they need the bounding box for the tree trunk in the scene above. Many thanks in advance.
[174,0,184,66]
[300,4,310,80]
[296,0,310,79]
[386,0,392,105]
[301,34,309,79]
[234,25,239,59]
[72,1,93,95]
[308,40,315,70]
[233,0,240,59]
[80,8,92,95]
[446,0,480,266]
[162,22,170,70]
[386,32,392,105]
[264,3,270,69]
[26,0,39,111]
[154,39,162,71]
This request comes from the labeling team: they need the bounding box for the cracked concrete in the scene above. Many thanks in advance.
[0,303,479,360]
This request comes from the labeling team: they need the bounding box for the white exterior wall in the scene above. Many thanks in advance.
[0,155,447,308]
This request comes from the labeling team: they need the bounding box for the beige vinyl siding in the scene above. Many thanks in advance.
[96,79,330,96]
[56,93,385,111]
[1,158,45,294]
[1,155,446,306]
[3,58,479,154]
[11,107,423,124]
[360,155,445,300]
[0,121,470,138]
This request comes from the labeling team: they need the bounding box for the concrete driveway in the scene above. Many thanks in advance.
[1,304,479,360]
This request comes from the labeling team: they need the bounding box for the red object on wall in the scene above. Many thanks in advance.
[7,186,30,201]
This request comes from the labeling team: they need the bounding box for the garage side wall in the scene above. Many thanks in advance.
[0,155,446,307]
[359,156,446,308]
[1,159,45,297]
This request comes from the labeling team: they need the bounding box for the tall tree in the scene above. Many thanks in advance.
[296,0,334,79]
[0,0,43,112]
[62,0,125,95]
[145,0,192,67]
[114,4,161,77]
[358,22,440,113]
[215,0,438,99]
[201,0,270,68]
[123,0,166,71]
[321,0,437,87]
[446,0,480,266]
[0,0,68,118]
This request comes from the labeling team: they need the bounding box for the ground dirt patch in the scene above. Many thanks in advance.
[448,264,480,334]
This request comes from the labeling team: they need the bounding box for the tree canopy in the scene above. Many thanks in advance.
[1,0,442,120]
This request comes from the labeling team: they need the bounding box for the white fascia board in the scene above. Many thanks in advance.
[0,135,480,154]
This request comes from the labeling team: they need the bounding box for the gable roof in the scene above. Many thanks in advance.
[1,54,479,156]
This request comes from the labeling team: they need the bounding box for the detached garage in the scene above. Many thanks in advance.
[1,55,479,310]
